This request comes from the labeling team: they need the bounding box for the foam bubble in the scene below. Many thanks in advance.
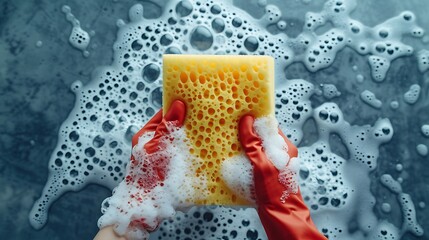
[403,84,421,104]
[190,26,214,51]
[356,74,364,83]
[360,90,382,109]
[128,4,144,22]
[261,5,282,25]
[417,49,429,72]
[381,203,391,213]
[416,144,428,157]
[395,164,403,172]
[421,124,429,137]
[62,5,91,57]
[368,221,400,240]
[368,56,390,82]
[390,100,399,109]
[380,174,402,194]
[398,193,424,236]
[321,84,341,99]
[277,20,287,30]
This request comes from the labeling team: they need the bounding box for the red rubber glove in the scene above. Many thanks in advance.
[239,115,327,240]
[126,99,186,231]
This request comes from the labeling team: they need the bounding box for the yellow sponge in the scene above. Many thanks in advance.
[163,55,274,205]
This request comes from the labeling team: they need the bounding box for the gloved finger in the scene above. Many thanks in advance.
[238,115,275,173]
[142,110,164,132]
[278,129,298,159]
[132,110,163,147]
[144,100,186,153]
[162,99,186,126]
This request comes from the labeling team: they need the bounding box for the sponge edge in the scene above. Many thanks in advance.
[163,55,275,205]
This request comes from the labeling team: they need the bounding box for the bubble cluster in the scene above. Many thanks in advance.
[274,80,313,143]
[151,207,266,240]
[301,1,421,81]
[368,221,399,240]
[399,193,424,237]
[377,174,424,238]
[259,80,420,239]
[300,102,423,238]
[62,5,91,57]
[368,56,390,82]
[31,0,426,239]
[299,141,350,211]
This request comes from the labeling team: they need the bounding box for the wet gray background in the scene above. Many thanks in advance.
[1,0,428,239]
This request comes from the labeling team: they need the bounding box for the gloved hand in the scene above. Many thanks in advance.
[95,100,186,240]
[238,115,327,240]
[127,99,186,229]
[129,99,186,193]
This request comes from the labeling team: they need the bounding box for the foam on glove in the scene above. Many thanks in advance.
[222,115,299,204]
[98,124,206,240]
[253,116,290,170]
[98,114,300,239]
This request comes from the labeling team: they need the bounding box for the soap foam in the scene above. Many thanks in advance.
[100,115,299,238]
[30,0,426,239]
[248,115,298,202]
[221,115,301,205]
[274,80,314,144]
[98,124,204,240]
[421,124,429,137]
[360,90,382,109]
[417,49,429,72]
[221,153,255,204]
[253,115,290,170]
[321,84,341,99]
[62,5,91,57]
[416,144,428,157]
[380,174,402,194]
[403,84,421,104]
